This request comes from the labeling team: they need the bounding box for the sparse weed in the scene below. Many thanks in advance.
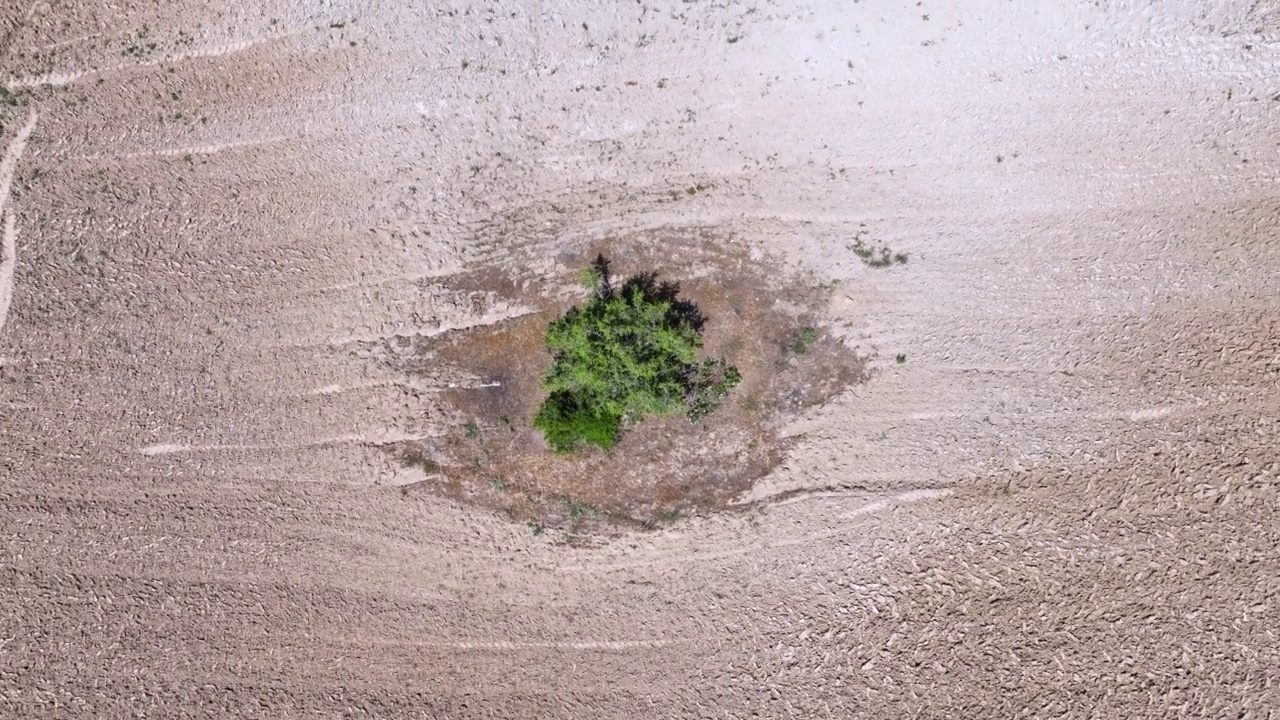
[399,448,439,473]
[850,233,908,268]
[794,326,818,354]
[565,499,599,522]
[0,86,27,108]
[721,337,744,359]
[641,507,685,530]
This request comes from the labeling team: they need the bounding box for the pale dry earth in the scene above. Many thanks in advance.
[1,0,1278,717]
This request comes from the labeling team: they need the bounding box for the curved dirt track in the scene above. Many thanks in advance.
[1,1,1278,717]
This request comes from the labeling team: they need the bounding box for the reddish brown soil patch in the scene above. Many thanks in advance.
[393,229,867,534]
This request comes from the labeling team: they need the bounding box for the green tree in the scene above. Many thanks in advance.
[534,256,741,453]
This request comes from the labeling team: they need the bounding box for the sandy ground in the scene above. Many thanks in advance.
[1,0,1278,717]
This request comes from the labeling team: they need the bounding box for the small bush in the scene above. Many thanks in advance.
[533,256,740,453]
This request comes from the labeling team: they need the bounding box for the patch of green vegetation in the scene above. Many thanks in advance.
[896,353,907,364]
[490,476,505,492]
[527,520,544,536]
[533,255,741,453]
[850,235,908,268]
[794,325,818,354]
[463,420,480,440]
[577,264,604,291]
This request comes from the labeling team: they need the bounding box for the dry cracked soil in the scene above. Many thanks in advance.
[1,1,1278,718]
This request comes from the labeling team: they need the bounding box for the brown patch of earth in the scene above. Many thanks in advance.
[389,229,867,535]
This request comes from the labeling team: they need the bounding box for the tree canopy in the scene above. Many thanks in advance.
[533,256,741,453]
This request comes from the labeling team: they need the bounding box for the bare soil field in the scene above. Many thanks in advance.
[1,1,1277,717]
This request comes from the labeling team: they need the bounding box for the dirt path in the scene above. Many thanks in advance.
[0,1,1277,717]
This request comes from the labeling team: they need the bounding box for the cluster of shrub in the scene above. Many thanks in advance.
[533,257,740,453]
